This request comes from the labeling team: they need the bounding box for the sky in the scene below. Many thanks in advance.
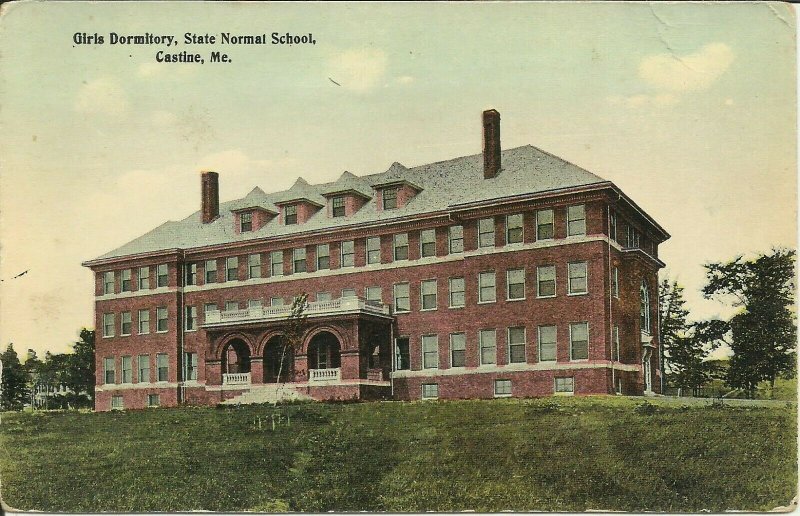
[0,2,796,357]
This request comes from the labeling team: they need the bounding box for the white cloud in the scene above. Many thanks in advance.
[327,48,388,93]
[74,77,129,116]
[639,42,735,92]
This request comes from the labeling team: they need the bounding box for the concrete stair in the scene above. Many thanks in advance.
[219,383,313,405]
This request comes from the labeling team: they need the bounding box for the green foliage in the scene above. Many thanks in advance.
[703,248,797,397]
[1,344,29,410]
[66,328,96,403]
[0,398,796,512]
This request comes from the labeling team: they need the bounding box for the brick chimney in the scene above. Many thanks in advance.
[483,109,501,179]
[201,171,219,223]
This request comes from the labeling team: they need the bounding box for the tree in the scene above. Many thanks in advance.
[702,248,796,398]
[1,344,30,410]
[65,328,95,404]
[274,294,308,402]
[659,278,691,383]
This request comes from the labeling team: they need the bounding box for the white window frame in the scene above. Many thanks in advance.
[382,187,398,210]
[366,237,381,264]
[184,352,198,381]
[248,254,261,279]
[448,277,465,308]
[449,333,466,368]
[567,205,586,237]
[157,353,169,382]
[420,279,437,311]
[316,244,331,270]
[120,312,132,336]
[537,265,557,298]
[292,248,307,274]
[420,229,436,258]
[284,204,298,225]
[271,297,284,307]
[538,325,557,363]
[448,225,464,254]
[103,357,115,384]
[103,313,115,338]
[641,280,651,335]
[421,383,439,400]
[139,266,150,290]
[103,271,114,295]
[332,196,346,217]
[613,325,621,362]
[506,268,526,301]
[612,267,619,298]
[121,269,132,292]
[147,394,161,408]
[393,283,410,313]
[507,327,526,364]
[341,288,356,299]
[568,261,588,295]
[270,251,283,277]
[226,256,239,282]
[569,322,590,361]
[393,233,409,261]
[340,240,355,268]
[138,354,150,383]
[479,329,497,366]
[494,379,512,398]
[554,377,575,395]
[138,309,150,335]
[157,263,168,287]
[536,209,555,240]
[111,395,124,410]
[316,292,332,302]
[121,356,132,384]
[422,334,439,369]
[478,218,495,248]
[205,259,217,283]
[240,211,253,232]
[156,307,168,333]
[185,263,196,286]
[478,271,496,303]
[365,286,382,303]
[185,305,197,332]
[506,213,524,244]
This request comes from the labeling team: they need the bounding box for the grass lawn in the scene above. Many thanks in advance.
[0,396,796,512]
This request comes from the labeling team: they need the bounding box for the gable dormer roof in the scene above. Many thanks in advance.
[371,162,422,191]
[273,177,325,207]
[321,171,372,199]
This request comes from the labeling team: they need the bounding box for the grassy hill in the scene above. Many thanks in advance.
[0,396,796,512]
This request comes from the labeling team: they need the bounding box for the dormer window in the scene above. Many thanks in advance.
[332,196,345,217]
[382,187,398,210]
[285,205,298,225]
[240,212,253,232]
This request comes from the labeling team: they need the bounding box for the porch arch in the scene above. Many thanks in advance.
[306,331,342,370]
[216,333,254,375]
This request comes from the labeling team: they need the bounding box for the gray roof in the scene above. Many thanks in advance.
[90,145,607,262]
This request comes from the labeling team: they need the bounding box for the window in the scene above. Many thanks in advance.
[111,396,124,410]
[205,260,217,283]
[609,212,617,242]
[271,297,284,307]
[121,269,132,292]
[393,233,409,261]
[570,322,589,360]
[449,277,465,307]
[317,244,330,270]
[270,251,283,276]
[204,303,217,318]
[420,229,436,257]
[341,240,354,267]
[292,248,307,273]
[567,205,586,236]
[506,213,523,244]
[184,352,198,381]
[494,379,512,397]
[121,356,132,383]
[138,355,150,383]
[536,209,554,240]
[341,288,356,298]
[225,301,239,312]
[157,264,168,287]
[103,313,115,337]
[147,394,160,408]
[185,306,197,331]
[507,269,526,300]
[396,337,410,370]
[284,204,297,225]
[248,299,262,309]
[393,283,410,312]
[627,225,640,249]
[555,377,574,394]
[316,292,332,302]
[240,211,253,232]
[640,280,651,334]
[537,265,556,297]
[248,254,261,279]
[382,187,398,210]
[613,325,620,361]
[421,383,439,399]
[422,335,439,369]
[184,263,196,286]
[365,286,382,303]
[508,327,526,364]
[156,307,168,332]
[478,271,496,303]
[103,357,115,384]
[332,196,345,217]
[568,262,588,295]
[226,257,238,281]
[448,225,464,254]
[478,218,495,247]
[612,267,619,298]
[120,312,132,336]
[421,279,437,310]
[538,325,557,362]
[366,237,380,264]
[157,353,169,382]
[450,333,466,368]
[138,309,150,334]
[103,271,114,294]
[139,267,150,289]
[479,329,497,365]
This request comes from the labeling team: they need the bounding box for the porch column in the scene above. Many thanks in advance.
[206,359,222,386]
[250,358,264,384]
[340,350,360,380]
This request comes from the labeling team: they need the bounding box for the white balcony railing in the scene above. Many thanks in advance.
[204,297,391,327]
[222,372,251,385]
[309,368,341,383]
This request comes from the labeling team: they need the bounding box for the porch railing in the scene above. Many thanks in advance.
[309,368,341,383]
[204,297,391,326]
[223,372,251,385]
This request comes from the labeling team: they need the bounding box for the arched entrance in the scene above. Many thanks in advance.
[307,331,341,370]
[222,338,251,374]
[263,335,293,383]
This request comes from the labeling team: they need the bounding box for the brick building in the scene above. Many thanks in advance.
[83,110,669,411]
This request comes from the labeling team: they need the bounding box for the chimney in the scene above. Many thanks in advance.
[483,109,501,179]
[201,171,219,223]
